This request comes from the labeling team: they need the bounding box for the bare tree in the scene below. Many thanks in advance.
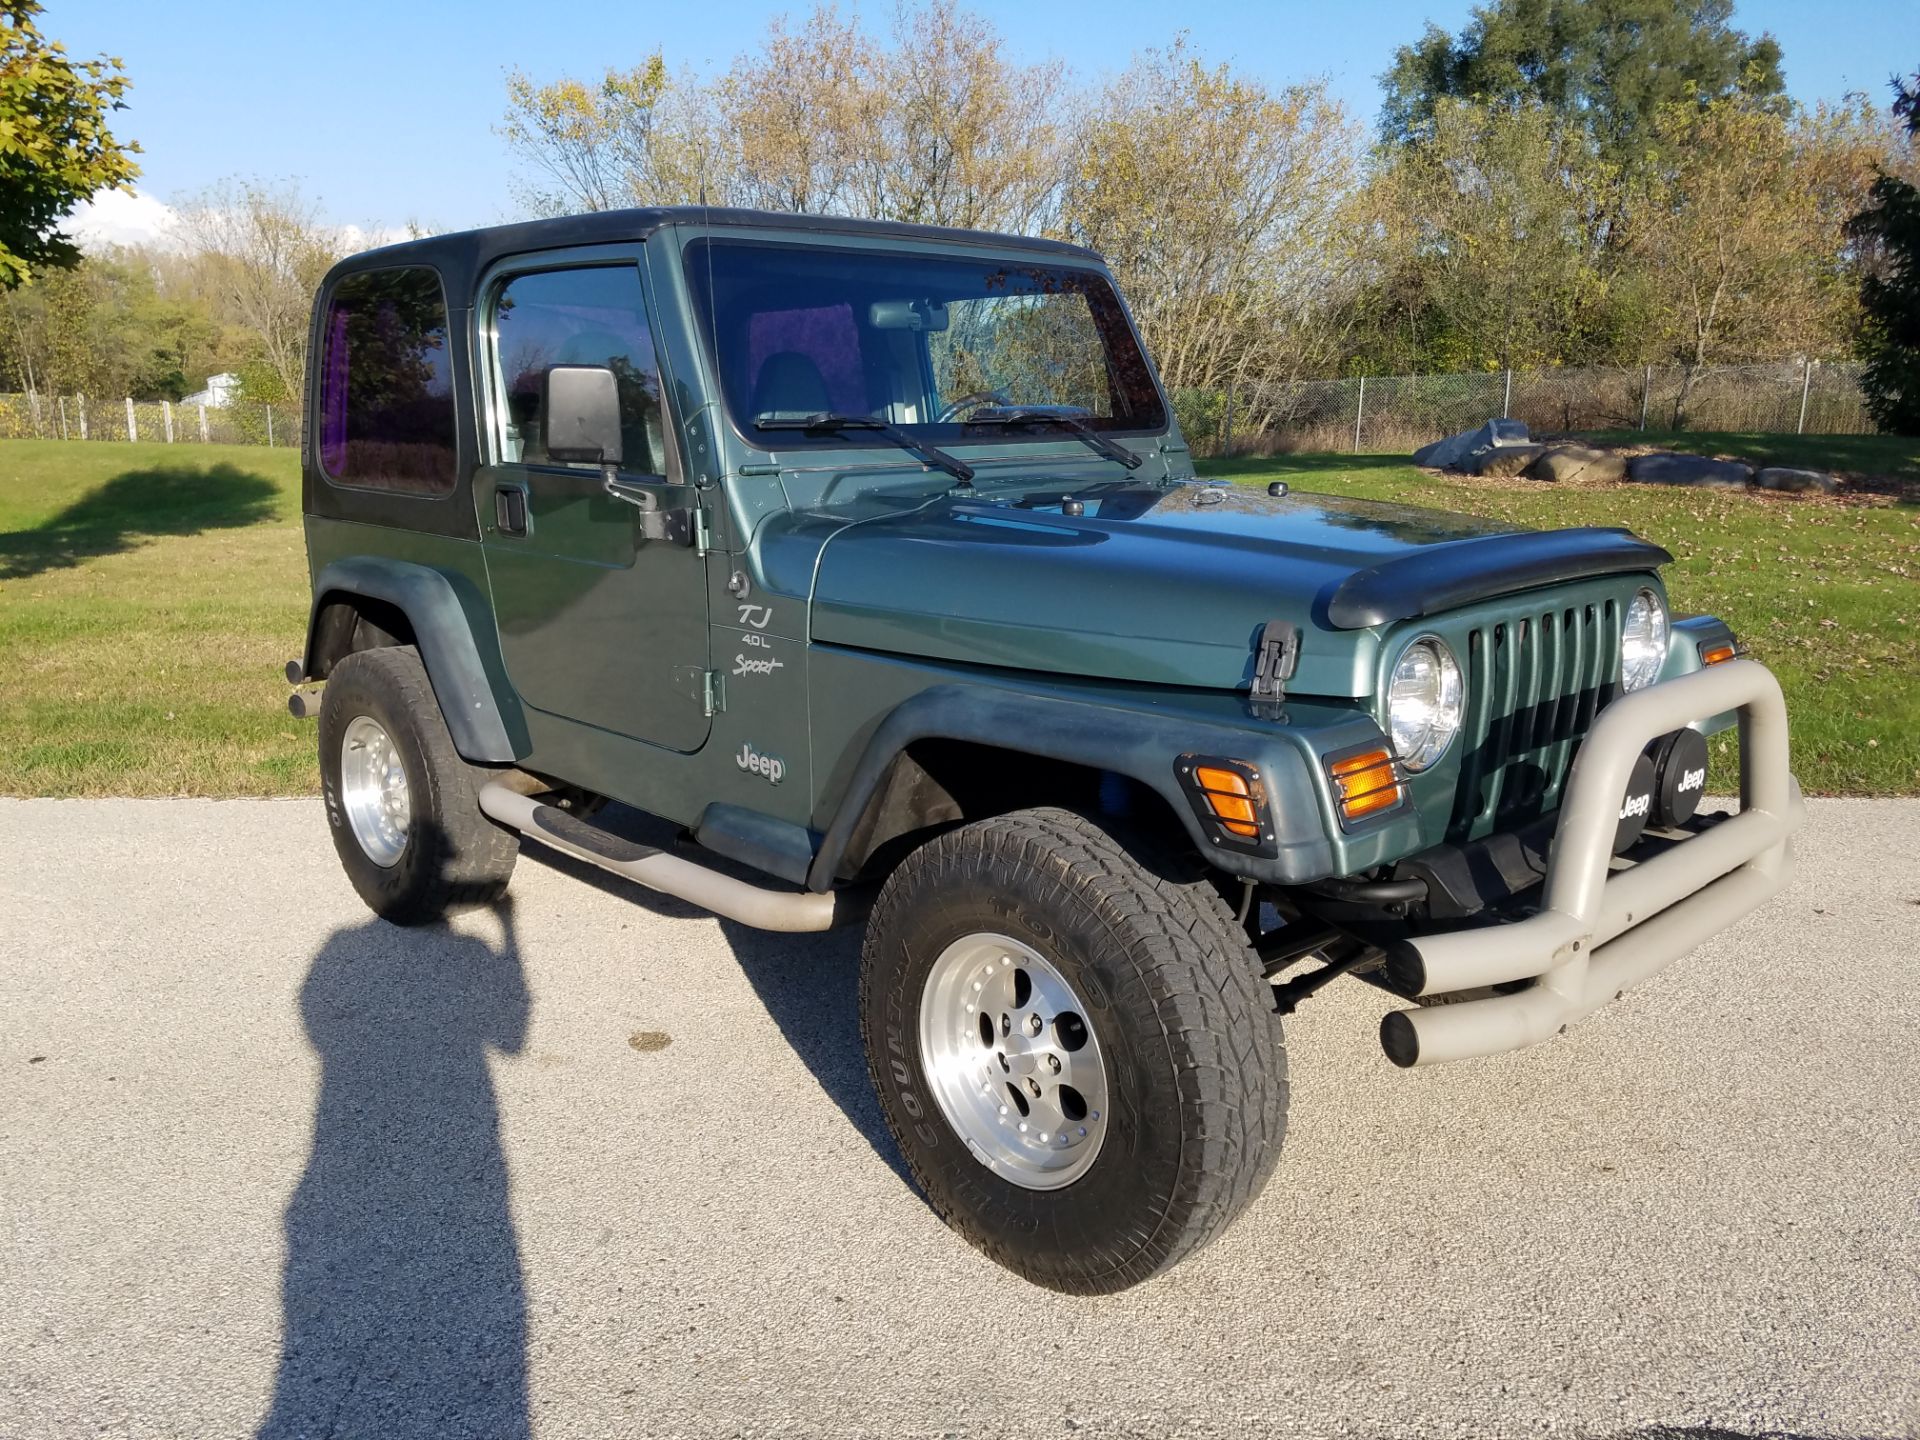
[1627,98,1887,421]
[1060,43,1367,422]
[873,0,1066,231]
[1365,99,1616,372]
[498,2,1064,233]
[714,6,873,215]
[174,179,344,403]
[498,58,679,215]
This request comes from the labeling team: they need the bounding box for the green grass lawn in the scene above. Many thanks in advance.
[1213,442,1919,797]
[2,435,1915,798]
[0,440,312,795]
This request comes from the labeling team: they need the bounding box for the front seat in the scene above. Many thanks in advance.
[750,351,833,419]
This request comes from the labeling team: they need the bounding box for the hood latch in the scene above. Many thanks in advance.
[1249,619,1301,717]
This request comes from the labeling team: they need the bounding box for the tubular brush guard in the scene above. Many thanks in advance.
[1379,660,1802,1067]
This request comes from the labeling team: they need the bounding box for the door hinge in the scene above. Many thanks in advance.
[674,665,725,717]
[692,506,714,556]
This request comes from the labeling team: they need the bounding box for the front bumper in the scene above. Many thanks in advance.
[1378,659,1802,1067]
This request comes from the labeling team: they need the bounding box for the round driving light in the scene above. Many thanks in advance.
[1647,727,1709,828]
[1614,749,1657,853]
[1386,637,1464,772]
[1620,588,1668,692]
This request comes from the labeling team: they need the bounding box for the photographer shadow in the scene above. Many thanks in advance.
[259,889,531,1440]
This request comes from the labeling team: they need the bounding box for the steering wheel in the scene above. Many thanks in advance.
[935,389,1010,424]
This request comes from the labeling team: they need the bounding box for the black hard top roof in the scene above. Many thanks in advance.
[325,206,1105,296]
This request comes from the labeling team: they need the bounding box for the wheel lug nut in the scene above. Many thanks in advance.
[1025,1078,1041,1098]
[1047,1055,1061,1074]
[1027,1013,1042,1036]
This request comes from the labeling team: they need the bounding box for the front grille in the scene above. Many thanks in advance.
[1448,599,1621,841]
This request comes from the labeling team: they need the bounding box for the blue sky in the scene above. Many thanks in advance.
[51,0,1920,240]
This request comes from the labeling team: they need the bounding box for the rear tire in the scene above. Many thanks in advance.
[860,807,1288,1294]
[318,646,517,925]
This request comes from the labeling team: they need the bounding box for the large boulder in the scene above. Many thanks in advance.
[1413,418,1531,472]
[1468,444,1548,477]
[1753,466,1840,496]
[1526,445,1627,484]
[1627,453,1752,490]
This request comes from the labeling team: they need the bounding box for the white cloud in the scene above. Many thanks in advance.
[66,189,182,251]
[65,190,419,257]
[338,222,419,253]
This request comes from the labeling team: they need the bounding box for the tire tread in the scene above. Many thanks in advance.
[860,806,1288,1293]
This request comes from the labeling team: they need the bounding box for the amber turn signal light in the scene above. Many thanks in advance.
[1175,757,1269,845]
[1329,747,1404,823]
[1192,763,1260,837]
[1699,642,1738,666]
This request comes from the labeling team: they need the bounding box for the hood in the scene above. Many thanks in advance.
[785,482,1666,697]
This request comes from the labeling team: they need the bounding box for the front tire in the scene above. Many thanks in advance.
[318,646,517,925]
[860,807,1288,1293]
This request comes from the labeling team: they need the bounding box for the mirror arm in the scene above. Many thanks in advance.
[603,466,695,547]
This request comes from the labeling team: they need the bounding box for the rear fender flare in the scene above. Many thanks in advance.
[303,557,521,764]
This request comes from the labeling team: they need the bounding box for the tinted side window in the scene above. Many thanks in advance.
[317,267,458,494]
[488,265,667,475]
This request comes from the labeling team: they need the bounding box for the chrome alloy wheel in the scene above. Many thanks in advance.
[339,715,411,868]
[918,932,1109,1190]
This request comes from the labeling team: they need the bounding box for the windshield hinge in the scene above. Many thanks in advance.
[1249,620,1301,716]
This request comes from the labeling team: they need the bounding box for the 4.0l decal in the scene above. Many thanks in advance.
[732,601,784,680]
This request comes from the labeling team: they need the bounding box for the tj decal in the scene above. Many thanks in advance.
[733,602,782,679]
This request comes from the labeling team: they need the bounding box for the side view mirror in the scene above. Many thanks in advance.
[542,364,623,466]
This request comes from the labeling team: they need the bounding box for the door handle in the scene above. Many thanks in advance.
[494,484,529,537]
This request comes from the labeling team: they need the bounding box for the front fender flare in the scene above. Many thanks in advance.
[303,557,521,764]
[807,683,1385,892]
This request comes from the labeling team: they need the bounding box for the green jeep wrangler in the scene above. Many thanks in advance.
[290,207,1802,1293]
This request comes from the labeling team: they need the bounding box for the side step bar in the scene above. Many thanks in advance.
[477,781,846,933]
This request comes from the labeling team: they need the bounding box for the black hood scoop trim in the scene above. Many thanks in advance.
[1322,528,1672,630]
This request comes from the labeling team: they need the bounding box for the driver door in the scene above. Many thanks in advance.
[475,255,710,752]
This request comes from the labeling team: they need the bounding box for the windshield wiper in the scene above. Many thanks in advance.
[753,410,975,486]
[962,407,1144,470]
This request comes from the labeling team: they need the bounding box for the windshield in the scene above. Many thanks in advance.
[684,239,1168,463]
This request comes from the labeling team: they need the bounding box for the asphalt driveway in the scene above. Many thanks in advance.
[2,796,1916,1439]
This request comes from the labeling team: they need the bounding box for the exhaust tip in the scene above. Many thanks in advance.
[1380,1011,1420,1068]
[1381,942,1426,997]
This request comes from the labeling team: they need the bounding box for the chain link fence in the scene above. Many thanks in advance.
[0,392,302,449]
[1,358,1873,460]
[1186,359,1875,457]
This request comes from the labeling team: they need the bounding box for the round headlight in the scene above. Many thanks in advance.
[1621,588,1669,692]
[1387,637,1464,772]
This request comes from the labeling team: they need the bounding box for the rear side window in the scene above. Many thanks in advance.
[317,267,458,494]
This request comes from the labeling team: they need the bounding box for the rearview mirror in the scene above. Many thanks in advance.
[542,364,623,465]
[868,299,949,332]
